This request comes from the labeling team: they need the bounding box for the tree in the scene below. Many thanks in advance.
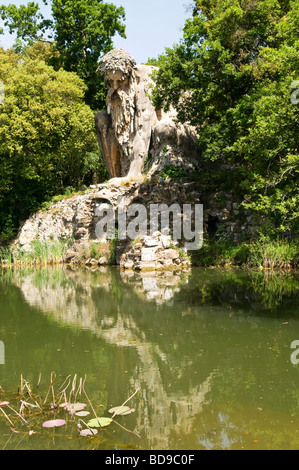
[151,0,299,236]
[0,0,126,109]
[0,47,106,240]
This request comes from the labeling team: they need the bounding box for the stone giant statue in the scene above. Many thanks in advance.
[95,49,159,179]
[95,48,199,180]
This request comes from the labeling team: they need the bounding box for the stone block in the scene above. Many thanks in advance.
[163,249,180,260]
[141,247,159,261]
[144,237,160,247]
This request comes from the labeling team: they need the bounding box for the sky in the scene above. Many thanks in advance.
[0,0,192,63]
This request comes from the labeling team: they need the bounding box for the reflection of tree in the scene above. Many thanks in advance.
[196,402,299,450]
[172,268,299,311]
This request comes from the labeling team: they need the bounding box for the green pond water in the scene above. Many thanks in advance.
[1,266,299,450]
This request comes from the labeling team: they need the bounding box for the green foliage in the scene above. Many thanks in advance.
[249,236,299,269]
[108,229,119,265]
[89,232,119,265]
[0,48,104,241]
[89,241,110,261]
[192,235,299,269]
[152,0,299,237]
[0,2,53,44]
[0,0,126,109]
[161,165,187,181]
[146,52,169,67]
[0,246,13,266]
[0,238,72,266]
[192,238,251,267]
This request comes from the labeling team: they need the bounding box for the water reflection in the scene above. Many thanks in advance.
[11,267,213,449]
[1,267,299,449]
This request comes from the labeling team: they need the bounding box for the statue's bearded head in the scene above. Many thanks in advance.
[98,49,137,92]
[106,68,130,91]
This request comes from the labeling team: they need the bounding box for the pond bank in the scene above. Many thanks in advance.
[1,235,298,272]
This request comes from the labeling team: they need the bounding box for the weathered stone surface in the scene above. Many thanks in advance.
[161,249,180,260]
[7,50,263,270]
[119,231,191,271]
[160,235,171,248]
[95,49,158,178]
[13,176,258,269]
[143,237,161,248]
[141,247,159,262]
[95,49,199,180]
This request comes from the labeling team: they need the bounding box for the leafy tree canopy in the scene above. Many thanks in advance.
[151,0,299,236]
[0,0,126,109]
[0,47,107,240]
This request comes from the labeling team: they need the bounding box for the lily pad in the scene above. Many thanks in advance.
[79,428,98,437]
[75,411,90,417]
[87,417,112,428]
[108,405,135,416]
[61,403,87,412]
[42,419,66,428]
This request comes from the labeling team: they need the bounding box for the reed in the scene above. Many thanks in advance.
[0,238,73,268]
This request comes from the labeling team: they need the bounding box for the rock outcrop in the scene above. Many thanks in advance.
[13,176,258,270]
[10,50,259,271]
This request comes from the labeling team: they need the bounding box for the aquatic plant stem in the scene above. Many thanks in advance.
[0,406,14,427]
[78,418,97,436]
[7,404,29,426]
[43,372,56,405]
[111,387,140,420]
[112,418,141,439]
[82,375,100,425]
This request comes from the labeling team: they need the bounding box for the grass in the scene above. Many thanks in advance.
[89,241,111,261]
[0,238,72,268]
[191,236,299,269]
[0,246,14,266]
[88,228,119,265]
[249,237,299,269]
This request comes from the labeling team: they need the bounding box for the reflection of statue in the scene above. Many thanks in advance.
[14,267,213,449]
[95,49,158,179]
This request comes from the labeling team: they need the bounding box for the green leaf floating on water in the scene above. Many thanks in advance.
[108,406,135,416]
[87,417,112,428]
